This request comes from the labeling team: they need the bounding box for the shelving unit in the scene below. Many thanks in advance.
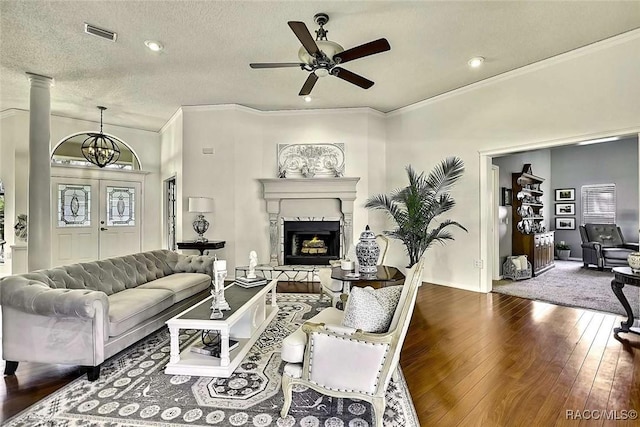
[512,164,555,276]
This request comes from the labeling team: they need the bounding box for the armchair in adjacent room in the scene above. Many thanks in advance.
[580,223,639,270]
[281,255,426,426]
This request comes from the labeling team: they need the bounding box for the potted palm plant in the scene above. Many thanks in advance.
[365,157,467,267]
[555,241,571,260]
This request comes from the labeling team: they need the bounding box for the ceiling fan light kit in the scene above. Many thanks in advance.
[249,13,390,96]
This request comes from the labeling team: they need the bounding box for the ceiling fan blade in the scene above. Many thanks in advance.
[288,21,320,56]
[250,62,304,69]
[299,73,319,96]
[332,68,374,89]
[333,38,391,64]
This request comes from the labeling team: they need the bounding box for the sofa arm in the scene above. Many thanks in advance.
[1,276,108,319]
[173,254,214,277]
[622,243,639,251]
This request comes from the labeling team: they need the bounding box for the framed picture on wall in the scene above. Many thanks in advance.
[555,203,575,215]
[555,217,576,230]
[555,188,575,201]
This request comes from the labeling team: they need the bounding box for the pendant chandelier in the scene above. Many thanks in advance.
[81,106,121,168]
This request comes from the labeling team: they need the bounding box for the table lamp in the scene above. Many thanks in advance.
[188,197,214,242]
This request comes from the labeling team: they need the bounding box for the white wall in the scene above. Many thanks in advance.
[0,109,162,268]
[161,106,387,274]
[385,32,640,291]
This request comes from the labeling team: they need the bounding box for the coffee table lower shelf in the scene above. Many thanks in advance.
[164,281,279,378]
[165,304,278,377]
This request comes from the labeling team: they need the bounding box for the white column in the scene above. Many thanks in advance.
[26,73,54,271]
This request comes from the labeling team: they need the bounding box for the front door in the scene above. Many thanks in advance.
[98,180,141,259]
[51,178,141,266]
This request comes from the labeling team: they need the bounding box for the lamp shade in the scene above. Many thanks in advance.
[188,197,214,213]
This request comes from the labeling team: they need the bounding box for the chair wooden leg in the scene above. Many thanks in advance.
[280,374,293,418]
[371,396,386,427]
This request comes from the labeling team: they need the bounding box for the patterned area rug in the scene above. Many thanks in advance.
[5,293,418,427]
[493,260,639,316]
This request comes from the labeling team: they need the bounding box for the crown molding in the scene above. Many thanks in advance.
[0,108,23,119]
[159,107,184,134]
[180,103,384,117]
[480,126,640,157]
[387,28,640,118]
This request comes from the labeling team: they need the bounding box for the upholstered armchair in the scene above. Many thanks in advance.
[281,255,426,426]
[580,223,639,270]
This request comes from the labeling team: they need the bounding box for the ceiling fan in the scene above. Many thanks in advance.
[250,13,391,96]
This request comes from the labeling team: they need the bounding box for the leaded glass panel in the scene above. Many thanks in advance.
[107,186,135,226]
[58,184,91,227]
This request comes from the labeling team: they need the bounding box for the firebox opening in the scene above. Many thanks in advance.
[284,220,340,265]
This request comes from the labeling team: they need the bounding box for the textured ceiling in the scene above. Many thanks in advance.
[1,1,639,132]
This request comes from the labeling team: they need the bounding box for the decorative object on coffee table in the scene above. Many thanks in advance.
[188,196,214,242]
[247,250,258,278]
[365,157,467,267]
[628,252,640,273]
[356,225,379,274]
[212,257,230,312]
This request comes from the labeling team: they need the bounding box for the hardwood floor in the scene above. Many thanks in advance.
[2,283,639,425]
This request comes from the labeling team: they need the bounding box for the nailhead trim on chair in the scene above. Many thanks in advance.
[307,331,390,395]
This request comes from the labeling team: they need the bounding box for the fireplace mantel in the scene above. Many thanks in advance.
[259,178,360,265]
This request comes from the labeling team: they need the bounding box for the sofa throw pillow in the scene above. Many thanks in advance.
[341,285,403,333]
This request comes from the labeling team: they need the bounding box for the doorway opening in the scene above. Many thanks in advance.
[0,180,4,263]
[482,133,639,315]
[165,177,177,251]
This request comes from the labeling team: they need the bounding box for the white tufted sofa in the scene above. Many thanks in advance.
[0,250,213,380]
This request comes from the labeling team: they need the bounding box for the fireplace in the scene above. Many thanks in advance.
[259,177,359,266]
[283,220,340,265]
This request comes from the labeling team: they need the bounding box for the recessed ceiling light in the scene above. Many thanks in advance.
[577,136,620,146]
[145,40,163,52]
[468,56,484,68]
[304,96,312,103]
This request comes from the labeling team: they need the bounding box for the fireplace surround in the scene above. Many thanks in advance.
[259,178,359,266]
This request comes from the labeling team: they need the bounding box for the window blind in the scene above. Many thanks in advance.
[581,184,616,224]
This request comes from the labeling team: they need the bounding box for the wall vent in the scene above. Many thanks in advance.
[84,23,117,42]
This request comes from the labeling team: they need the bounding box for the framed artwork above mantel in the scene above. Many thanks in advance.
[277,143,345,179]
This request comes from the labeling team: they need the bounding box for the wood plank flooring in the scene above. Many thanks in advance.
[2,283,639,425]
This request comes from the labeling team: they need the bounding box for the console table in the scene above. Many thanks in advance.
[611,266,640,336]
[177,240,225,255]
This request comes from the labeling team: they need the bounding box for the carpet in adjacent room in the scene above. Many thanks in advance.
[493,260,639,316]
[5,293,418,427]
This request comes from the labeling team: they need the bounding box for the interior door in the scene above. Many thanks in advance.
[99,180,141,259]
[51,177,100,266]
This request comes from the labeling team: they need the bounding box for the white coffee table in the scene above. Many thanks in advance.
[164,279,278,377]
